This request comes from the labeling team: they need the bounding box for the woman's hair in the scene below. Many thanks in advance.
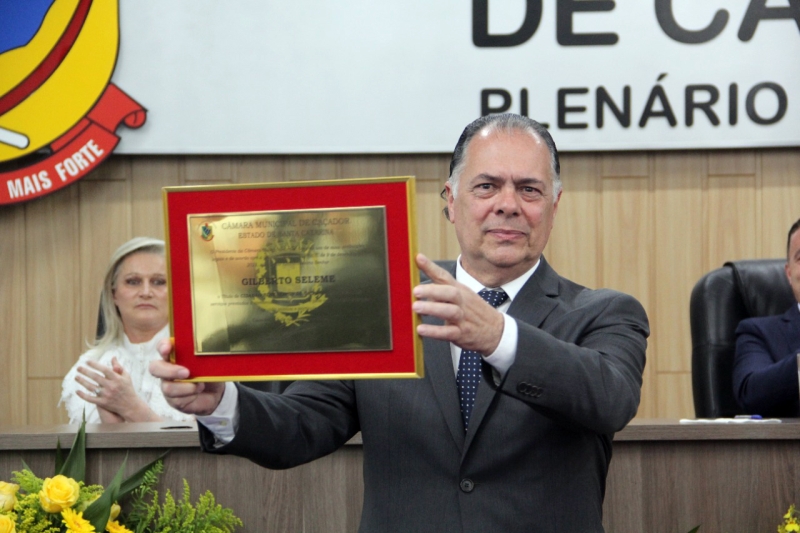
[93,237,166,351]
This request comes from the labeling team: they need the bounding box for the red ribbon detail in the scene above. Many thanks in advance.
[0,83,146,206]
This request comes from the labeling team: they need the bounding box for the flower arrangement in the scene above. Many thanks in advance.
[779,505,800,533]
[0,422,241,533]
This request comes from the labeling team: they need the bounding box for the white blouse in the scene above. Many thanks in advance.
[60,325,194,424]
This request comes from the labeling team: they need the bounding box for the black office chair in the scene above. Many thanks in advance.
[690,259,795,418]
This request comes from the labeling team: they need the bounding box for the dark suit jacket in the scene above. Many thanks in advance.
[733,305,800,417]
[199,257,649,532]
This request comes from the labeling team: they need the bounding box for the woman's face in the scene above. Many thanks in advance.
[112,252,168,338]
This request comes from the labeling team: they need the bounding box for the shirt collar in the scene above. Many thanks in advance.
[122,324,170,351]
[454,255,540,302]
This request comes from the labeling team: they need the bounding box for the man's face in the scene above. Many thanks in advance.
[446,129,560,287]
[786,229,800,303]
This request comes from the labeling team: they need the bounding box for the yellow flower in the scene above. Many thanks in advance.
[0,513,16,533]
[39,475,80,513]
[61,507,95,533]
[105,520,132,533]
[0,482,19,512]
[787,521,800,532]
[109,502,120,521]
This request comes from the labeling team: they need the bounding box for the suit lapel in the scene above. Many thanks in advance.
[463,257,561,452]
[781,305,800,351]
[506,257,561,327]
[423,323,465,452]
[424,262,465,452]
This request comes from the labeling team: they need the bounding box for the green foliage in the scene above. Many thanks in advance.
[128,478,242,533]
[58,420,86,482]
[83,453,128,531]
[2,421,241,533]
[12,468,43,494]
[127,460,164,533]
[11,492,61,533]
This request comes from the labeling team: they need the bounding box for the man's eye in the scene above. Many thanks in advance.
[126,278,141,285]
[153,278,167,286]
[520,186,543,198]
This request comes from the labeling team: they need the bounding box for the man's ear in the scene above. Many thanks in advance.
[445,181,456,224]
[552,189,562,217]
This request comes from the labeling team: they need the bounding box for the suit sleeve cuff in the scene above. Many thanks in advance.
[195,382,240,447]
[482,314,518,378]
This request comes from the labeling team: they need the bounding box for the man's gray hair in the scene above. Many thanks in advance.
[447,114,561,201]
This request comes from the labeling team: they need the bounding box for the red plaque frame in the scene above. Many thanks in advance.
[162,176,422,382]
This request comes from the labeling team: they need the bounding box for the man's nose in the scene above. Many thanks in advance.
[140,281,154,296]
[495,185,521,215]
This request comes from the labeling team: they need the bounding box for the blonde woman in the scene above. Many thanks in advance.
[60,237,193,424]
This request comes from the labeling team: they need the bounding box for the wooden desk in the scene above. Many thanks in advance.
[607,419,800,533]
[2,420,798,533]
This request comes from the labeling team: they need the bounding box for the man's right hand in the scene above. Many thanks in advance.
[150,339,227,416]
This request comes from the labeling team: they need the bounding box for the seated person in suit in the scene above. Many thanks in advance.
[60,237,194,424]
[733,218,800,417]
[150,114,649,532]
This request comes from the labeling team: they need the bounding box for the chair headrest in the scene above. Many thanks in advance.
[725,259,795,317]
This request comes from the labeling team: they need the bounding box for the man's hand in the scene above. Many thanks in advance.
[149,339,227,416]
[412,253,505,355]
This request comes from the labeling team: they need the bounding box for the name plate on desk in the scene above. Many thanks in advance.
[163,177,422,382]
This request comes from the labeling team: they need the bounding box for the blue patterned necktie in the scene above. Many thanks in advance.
[457,288,509,430]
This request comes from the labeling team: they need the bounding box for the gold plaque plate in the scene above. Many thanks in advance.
[188,207,391,354]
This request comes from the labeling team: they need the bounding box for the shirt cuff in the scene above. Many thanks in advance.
[482,314,518,378]
[195,382,239,447]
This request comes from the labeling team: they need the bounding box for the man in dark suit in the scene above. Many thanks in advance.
[151,114,649,532]
[733,218,800,417]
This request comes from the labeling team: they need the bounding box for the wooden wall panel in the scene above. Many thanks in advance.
[601,152,649,178]
[82,156,130,182]
[0,204,27,426]
[78,180,131,347]
[389,154,448,184]
[25,189,81,379]
[184,156,234,183]
[234,155,285,184]
[761,151,800,258]
[600,176,651,317]
[652,153,705,374]
[600,175,655,417]
[414,178,448,259]
[28,379,68,425]
[339,155,391,180]
[4,148,800,424]
[394,155,450,259]
[706,176,758,267]
[656,373,694,419]
[131,157,181,238]
[708,150,756,176]
[546,153,599,290]
[284,156,339,182]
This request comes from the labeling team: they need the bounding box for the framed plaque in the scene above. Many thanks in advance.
[162,176,422,381]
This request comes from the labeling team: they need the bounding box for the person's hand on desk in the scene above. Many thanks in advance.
[74,357,159,423]
[150,338,226,416]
